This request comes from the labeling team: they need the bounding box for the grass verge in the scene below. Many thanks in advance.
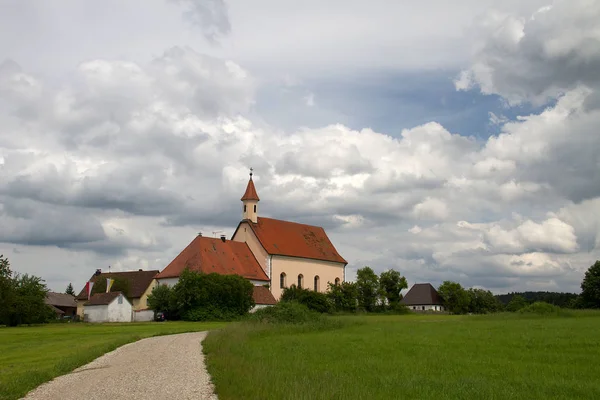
[204,311,600,400]
[0,321,225,400]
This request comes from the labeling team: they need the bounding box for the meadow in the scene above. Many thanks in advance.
[203,312,600,400]
[0,321,225,400]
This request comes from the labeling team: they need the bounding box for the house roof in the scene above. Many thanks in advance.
[46,292,76,308]
[85,292,124,306]
[241,177,260,201]
[400,283,444,306]
[155,236,269,281]
[48,304,65,314]
[76,270,159,300]
[237,217,347,264]
[253,286,277,305]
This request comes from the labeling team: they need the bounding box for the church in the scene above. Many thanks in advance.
[155,171,348,306]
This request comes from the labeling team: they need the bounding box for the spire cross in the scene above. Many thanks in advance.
[249,167,253,178]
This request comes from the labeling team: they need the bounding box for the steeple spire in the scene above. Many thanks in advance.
[241,168,259,223]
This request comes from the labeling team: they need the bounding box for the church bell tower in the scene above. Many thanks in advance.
[241,168,260,223]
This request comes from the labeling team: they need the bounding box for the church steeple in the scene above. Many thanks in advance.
[241,168,259,223]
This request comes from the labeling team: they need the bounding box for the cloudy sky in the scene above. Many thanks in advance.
[1,0,599,295]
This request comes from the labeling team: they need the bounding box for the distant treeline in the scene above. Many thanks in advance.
[495,291,578,308]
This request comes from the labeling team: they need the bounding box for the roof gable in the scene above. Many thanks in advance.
[400,283,444,306]
[76,270,159,300]
[243,217,347,264]
[155,236,269,281]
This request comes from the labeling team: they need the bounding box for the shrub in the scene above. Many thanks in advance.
[248,301,323,324]
[280,285,331,313]
[519,301,570,316]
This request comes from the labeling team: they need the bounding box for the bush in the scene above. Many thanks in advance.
[519,301,570,316]
[248,301,323,324]
[280,285,331,313]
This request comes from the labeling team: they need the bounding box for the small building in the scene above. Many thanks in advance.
[84,292,132,323]
[400,283,445,312]
[45,292,77,318]
[75,269,159,319]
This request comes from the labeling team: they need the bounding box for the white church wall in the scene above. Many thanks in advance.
[106,294,133,322]
[84,305,108,323]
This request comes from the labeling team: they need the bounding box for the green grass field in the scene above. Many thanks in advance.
[203,312,600,400]
[0,321,225,400]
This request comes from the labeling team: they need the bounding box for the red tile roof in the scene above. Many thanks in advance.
[253,286,277,305]
[239,217,347,264]
[85,292,124,306]
[156,236,269,281]
[76,270,159,300]
[241,178,260,201]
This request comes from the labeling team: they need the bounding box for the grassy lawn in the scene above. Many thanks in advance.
[0,321,225,400]
[204,312,600,400]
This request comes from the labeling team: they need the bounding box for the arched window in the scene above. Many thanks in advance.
[335,277,340,285]
[297,274,304,288]
[314,276,320,292]
[280,272,286,289]
[244,205,247,212]
[254,205,257,212]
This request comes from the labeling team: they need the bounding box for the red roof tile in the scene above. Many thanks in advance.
[240,217,347,264]
[76,270,159,300]
[241,178,260,201]
[156,236,269,281]
[253,286,277,305]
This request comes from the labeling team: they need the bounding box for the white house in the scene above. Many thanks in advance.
[84,292,133,323]
[400,283,446,312]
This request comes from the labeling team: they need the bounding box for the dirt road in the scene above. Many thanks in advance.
[22,331,217,400]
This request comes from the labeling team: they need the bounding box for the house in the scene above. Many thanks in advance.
[155,170,347,304]
[45,292,77,318]
[154,233,277,310]
[75,269,159,321]
[83,292,132,323]
[400,283,445,312]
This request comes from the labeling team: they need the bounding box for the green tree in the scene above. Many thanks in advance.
[356,266,380,312]
[468,288,503,314]
[580,260,600,309]
[326,281,358,312]
[65,283,75,296]
[438,281,470,314]
[171,269,255,321]
[0,255,16,326]
[506,295,528,312]
[147,284,176,316]
[379,269,408,307]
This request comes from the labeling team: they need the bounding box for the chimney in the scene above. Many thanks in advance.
[95,269,102,276]
[220,235,226,242]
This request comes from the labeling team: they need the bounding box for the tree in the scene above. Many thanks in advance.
[0,255,54,326]
[468,288,503,314]
[506,295,528,312]
[65,283,75,296]
[438,281,470,314]
[356,266,380,312]
[147,284,176,317]
[580,260,600,308]
[326,281,358,312]
[379,269,408,307]
[91,277,131,298]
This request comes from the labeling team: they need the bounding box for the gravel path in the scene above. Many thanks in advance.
[22,332,218,400]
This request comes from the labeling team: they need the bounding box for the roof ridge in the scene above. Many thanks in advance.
[258,216,326,230]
